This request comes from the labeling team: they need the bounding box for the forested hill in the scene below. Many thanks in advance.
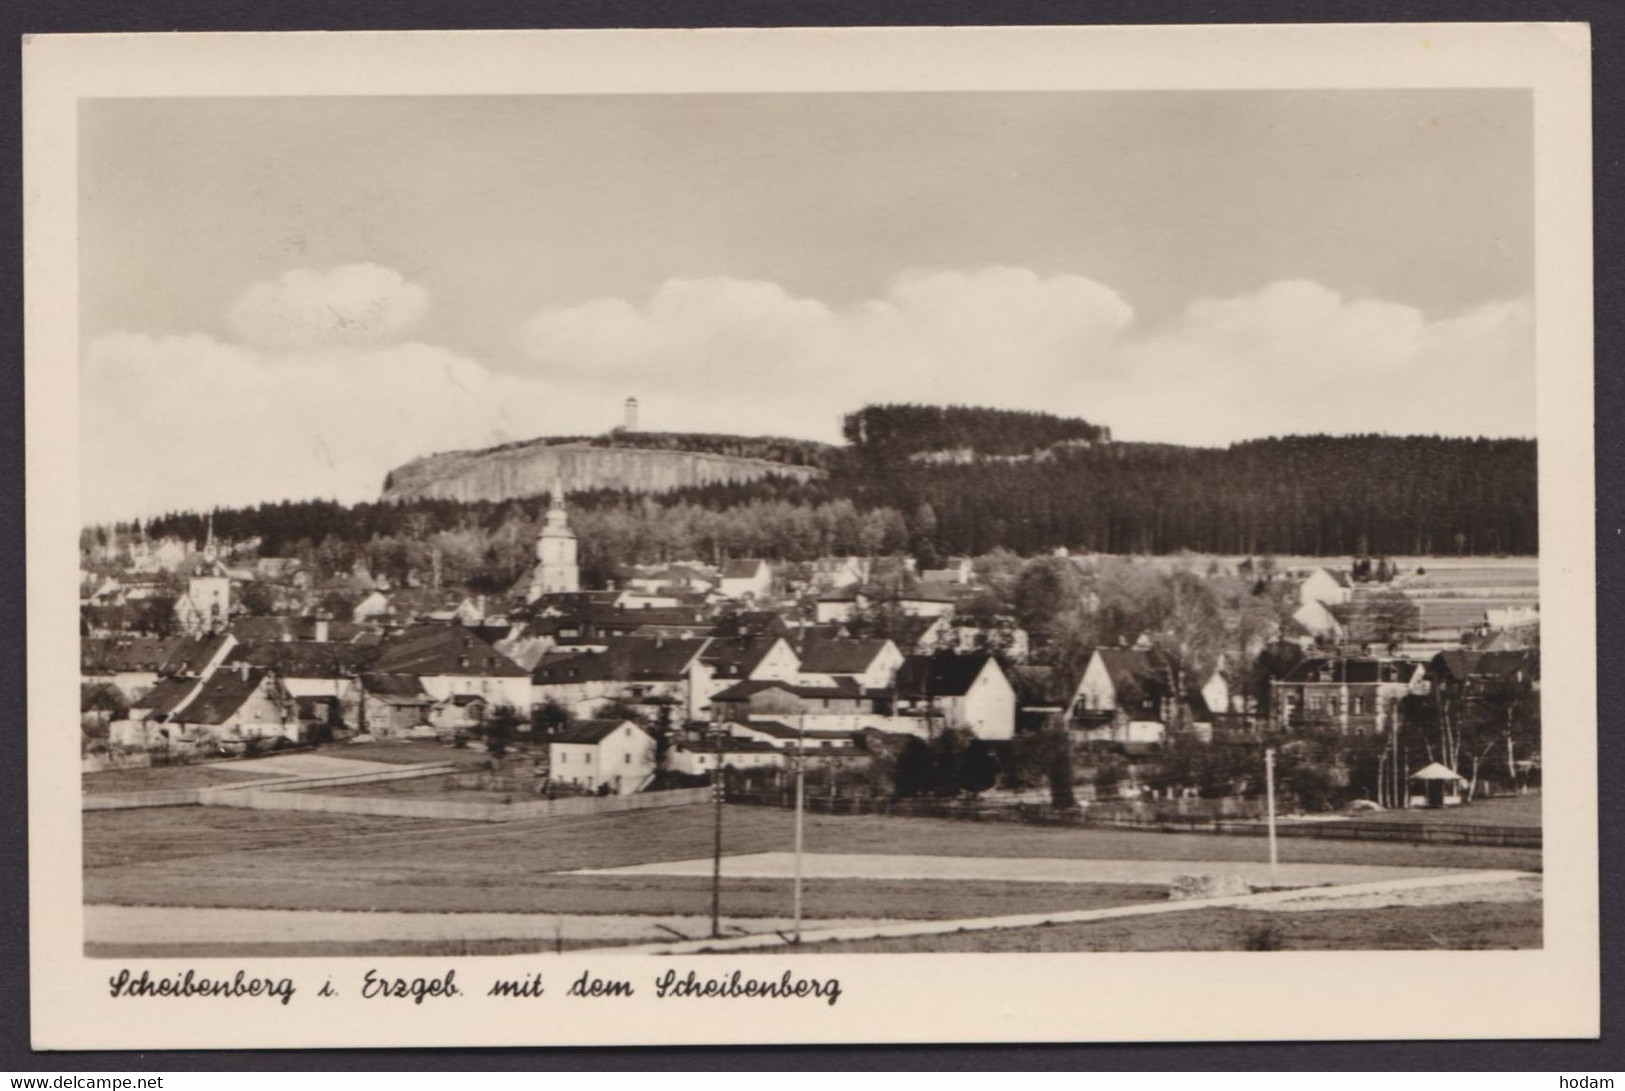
[126,430,1537,586]
[843,403,1110,459]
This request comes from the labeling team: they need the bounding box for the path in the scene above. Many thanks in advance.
[85,905,893,949]
[572,851,1462,888]
[600,869,1535,954]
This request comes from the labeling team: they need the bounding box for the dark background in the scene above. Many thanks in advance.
[2,0,1618,1072]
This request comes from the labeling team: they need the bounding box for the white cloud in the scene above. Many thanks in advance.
[80,331,559,523]
[226,263,430,351]
[81,264,1534,521]
[517,269,1532,446]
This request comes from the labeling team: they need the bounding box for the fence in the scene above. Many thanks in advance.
[84,762,457,811]
[204,785,713,823]
[726,792,1542,849]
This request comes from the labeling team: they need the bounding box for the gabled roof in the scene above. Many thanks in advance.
[81,635,184,674]
[552,718,645,745]
[160,634,233,677]
[702,635,787,679]
[133,676,198,717]
[712,611,792,640]
[721,559,768,579]
[372,624,527,677]
[172,666,277,725]
[816,584,865,603]
[895,654,998,699]
[732,720,855,741]
[229,640,381,677]
[797,638,894,676]
[362,672,431,702]
[711,677,864,702]
[1093,647,1160,692]
[1281,657,1420,685]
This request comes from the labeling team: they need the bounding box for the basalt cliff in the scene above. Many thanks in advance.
[380,435,827,504]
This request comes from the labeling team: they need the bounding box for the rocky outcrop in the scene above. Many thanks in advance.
[381,440,824,504]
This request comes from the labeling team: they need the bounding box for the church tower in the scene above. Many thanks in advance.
[528,478,580,601]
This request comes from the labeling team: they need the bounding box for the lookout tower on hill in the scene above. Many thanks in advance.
[624,396,639,433]
[527,478,580,601]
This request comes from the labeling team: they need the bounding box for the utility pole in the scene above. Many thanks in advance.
[793,723,806,943]
[710,723,725,939]
[1264,746,1279,887]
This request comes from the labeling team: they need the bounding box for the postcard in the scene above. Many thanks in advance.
[25,23,1597,1049]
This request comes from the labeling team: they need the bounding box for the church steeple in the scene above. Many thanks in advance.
[528,477,580,600]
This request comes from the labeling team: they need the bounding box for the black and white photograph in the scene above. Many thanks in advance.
[25,24,1597,1049]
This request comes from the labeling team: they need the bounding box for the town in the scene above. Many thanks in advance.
[80,478,1540,817]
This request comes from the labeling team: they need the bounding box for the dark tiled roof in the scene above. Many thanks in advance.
[797,638,893,676]
[81,636,183,674]
[173,667,276,726]
[733,720,855,742]
[552,718,642,745]
[230,640,381,677]
[134,676,198,717]
[895,653,998,699]
[702,636,784,679]
[372,625,527,677]
[361,673,430,700]
[721,559,767,579]
[161,634,233,677]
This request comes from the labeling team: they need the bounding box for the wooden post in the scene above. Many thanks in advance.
[1264,746,1279,887]
[793,727,805,944]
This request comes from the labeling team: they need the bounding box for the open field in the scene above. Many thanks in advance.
[1343,795,1541,829]
[781,895,1541,952]
[333,741,499,767]
[85,803,1538,919]
[82,762,284,794]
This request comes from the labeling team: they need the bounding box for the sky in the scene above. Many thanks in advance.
[78,90,1534,523]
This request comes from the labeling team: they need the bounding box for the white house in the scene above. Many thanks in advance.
[893,653,1017,740]
[796,637,903,691]
[719,559,773,600]
[1291,599,1345,644]
[547,719,656,795]
[1299,567,1354,607]
[668,737,784,776]
[813,586,867,624]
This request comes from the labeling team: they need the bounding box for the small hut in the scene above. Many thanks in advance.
[1409,762,1468,808]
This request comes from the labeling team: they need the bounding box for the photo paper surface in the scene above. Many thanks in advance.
[25,23,1597,1049]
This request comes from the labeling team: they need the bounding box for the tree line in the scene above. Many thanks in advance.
[108,429,1535,582]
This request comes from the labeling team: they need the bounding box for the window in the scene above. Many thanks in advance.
[458,656,469,669]
[624,753,631,763]
[1307,693,1324,712]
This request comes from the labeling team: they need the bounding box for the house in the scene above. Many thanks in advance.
[668,737,784,776]
[80,635,185,701]
[547,719,656,795]
[810,556,870,591]
[1269,656,1425,735]
[710,678,885,734]
[919,557,975,586]
[1067,647,1229,749]
[429,693,488,733]
[360,673,435,737]
[173,569,232,635]
[814,585,867,624]
[796,637,903,691]
[1290,599,1346,644]
[885,589,957,619]
[719,559,773,601]
[893,653,1017,740]
[1299,567,1354,607]
[370,624,531,711]
[156,663,300,745]
[227,640,382,730]
[727,719,859,752]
